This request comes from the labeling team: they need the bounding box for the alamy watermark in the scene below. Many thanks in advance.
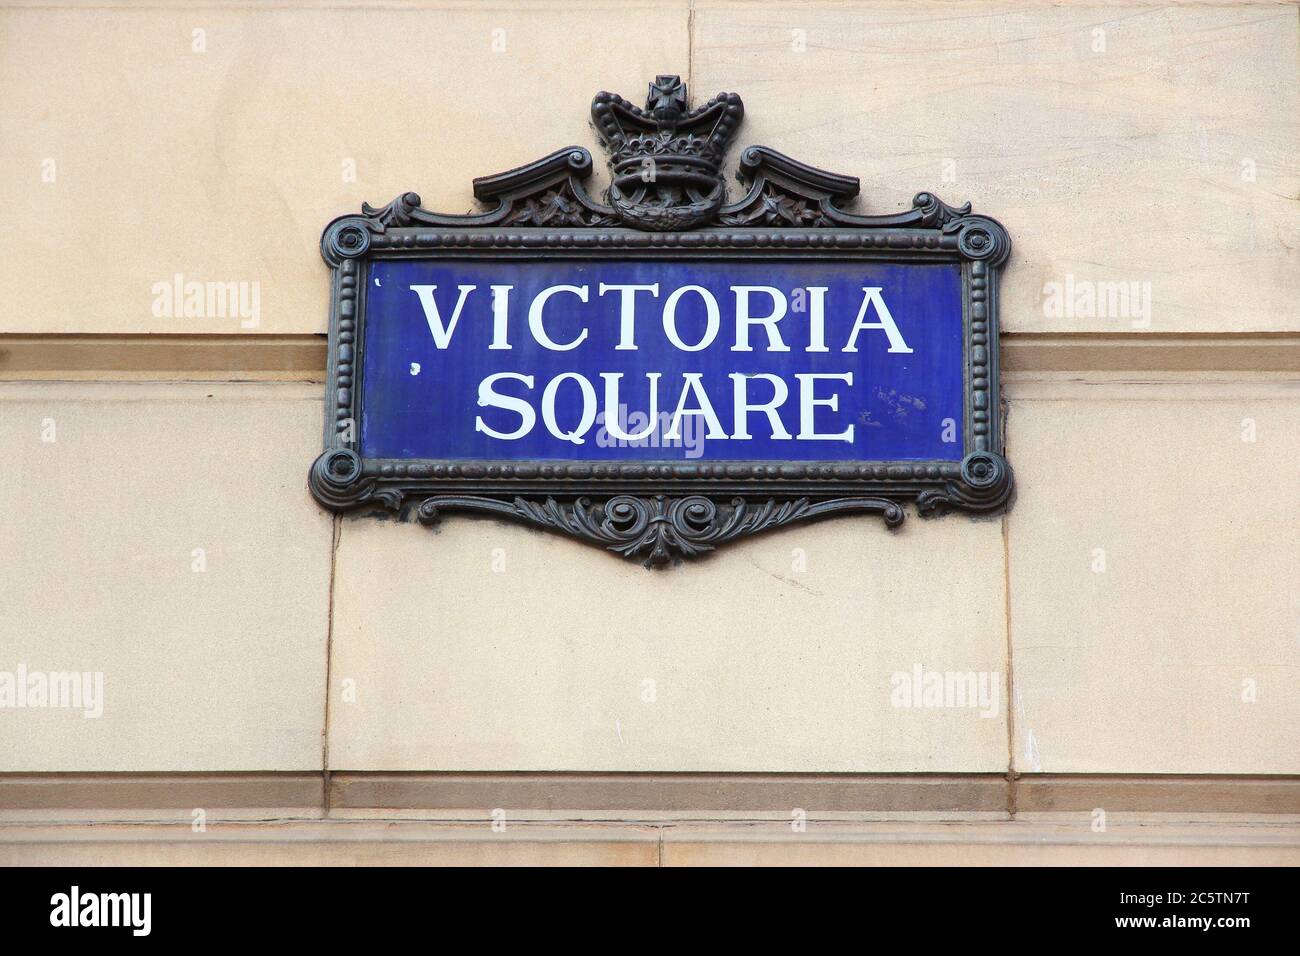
[1041,273,1151,328]
[0,664,103,718]
[151,273,261,328]
[890,664,1000,718]
[50,886,150,936]
[594,402,706,459]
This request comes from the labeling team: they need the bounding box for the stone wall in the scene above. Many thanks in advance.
[1,1,1297,860]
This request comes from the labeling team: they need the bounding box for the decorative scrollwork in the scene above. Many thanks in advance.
[719,148,983,233]
[912,191,972,227]
[321,218,372,263]
[501,183,617,227]
[945,215,1012,265]
[718,183,833,227]
[321,192,426,265]
[417,494,905,567]
[916,452,1014,517]
[308,449,404,511]
[361,191,421,227]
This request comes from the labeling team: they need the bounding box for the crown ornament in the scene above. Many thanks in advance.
[591,75,744,231]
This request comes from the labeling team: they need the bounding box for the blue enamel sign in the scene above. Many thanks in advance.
[312,77,1014,565]
[359,259,964,463]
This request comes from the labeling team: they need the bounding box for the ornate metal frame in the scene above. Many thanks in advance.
[310,77,1013,565]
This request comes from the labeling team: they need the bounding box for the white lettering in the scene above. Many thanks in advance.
[601,373,661,441]
[731,286,790,352]
[598,283,659,350]
[475,372,535,440]
[664,373,728,440]
[843,287,912,354]
[410,284,476,348]
[488,284,513,349]
[661,285,720,351]
[529,284,589,351]
[805,286,829,352]
[541,372,597,444]
[795,372,854,441]
[730,373,792,440]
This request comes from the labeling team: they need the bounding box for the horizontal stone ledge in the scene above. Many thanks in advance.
[0,821,661,868]
[3,772,1298,818]
[328,772,1009,815]
[1000,332,1300,374]
[1015,775,1300,814]
[0,334,327,380]
[2,332,1298,379]
[2,820,1297,867]
[0,773,324,813]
